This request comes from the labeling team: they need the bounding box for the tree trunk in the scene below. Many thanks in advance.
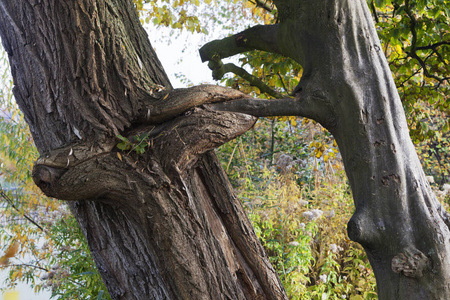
[0,1,286,299]
[200,0,450,299]
[297,2,450,299]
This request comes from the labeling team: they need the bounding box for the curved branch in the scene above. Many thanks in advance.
[198,24,288,99]
[215,63,284,98]
[415,41,450,52]
[0,188,45,232]
[205,94,335,129]
[141,84,250,124]
[32,108,256,200]
[199,24,281,62]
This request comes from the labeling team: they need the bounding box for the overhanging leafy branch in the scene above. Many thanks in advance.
[404,0,450,86]
[208,58,284,98]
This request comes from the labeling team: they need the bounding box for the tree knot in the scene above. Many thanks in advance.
[391,248,429,278]
[32,141,116,199]
[32,164,67,198]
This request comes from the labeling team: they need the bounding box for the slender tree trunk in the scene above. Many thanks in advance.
[200,0,450,298]
[0,1,287,299]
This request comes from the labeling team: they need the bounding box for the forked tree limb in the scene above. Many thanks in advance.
[33,108,257,200]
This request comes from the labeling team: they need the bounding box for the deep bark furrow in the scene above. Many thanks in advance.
[70,200,173,300]
[0,0,171,152]
[196,153,286,300]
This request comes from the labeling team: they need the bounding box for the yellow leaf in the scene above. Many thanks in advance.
[117,152,122,161]
[0,241,19,266]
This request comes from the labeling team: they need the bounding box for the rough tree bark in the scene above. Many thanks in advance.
[200,0,450,299]
[0,1,286,299]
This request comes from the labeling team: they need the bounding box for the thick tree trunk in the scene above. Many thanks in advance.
[0,1,286,299]
[200,0,450,299]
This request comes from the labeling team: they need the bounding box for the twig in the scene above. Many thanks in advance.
[398,69,422,88]
[0,185,45,232]
[2,263,49,273]
[415,41,450,52]
[370,1,379,23]
[250,0,274,13]
[226,142,239,173]
[404,0,449,85]
[223,63,284,98]
[277,71,288,93]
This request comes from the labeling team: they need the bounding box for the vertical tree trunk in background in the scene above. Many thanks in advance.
[282,2,450,298]
[0,1,287,299]
[199,0,450,298]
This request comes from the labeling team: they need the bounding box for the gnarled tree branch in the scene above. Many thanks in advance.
[140,84,250,124]
[33,108,256,200]
[199,24,281,63]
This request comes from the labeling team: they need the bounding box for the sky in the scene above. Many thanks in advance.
[143,4,255,89]
[145,24,219,88]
